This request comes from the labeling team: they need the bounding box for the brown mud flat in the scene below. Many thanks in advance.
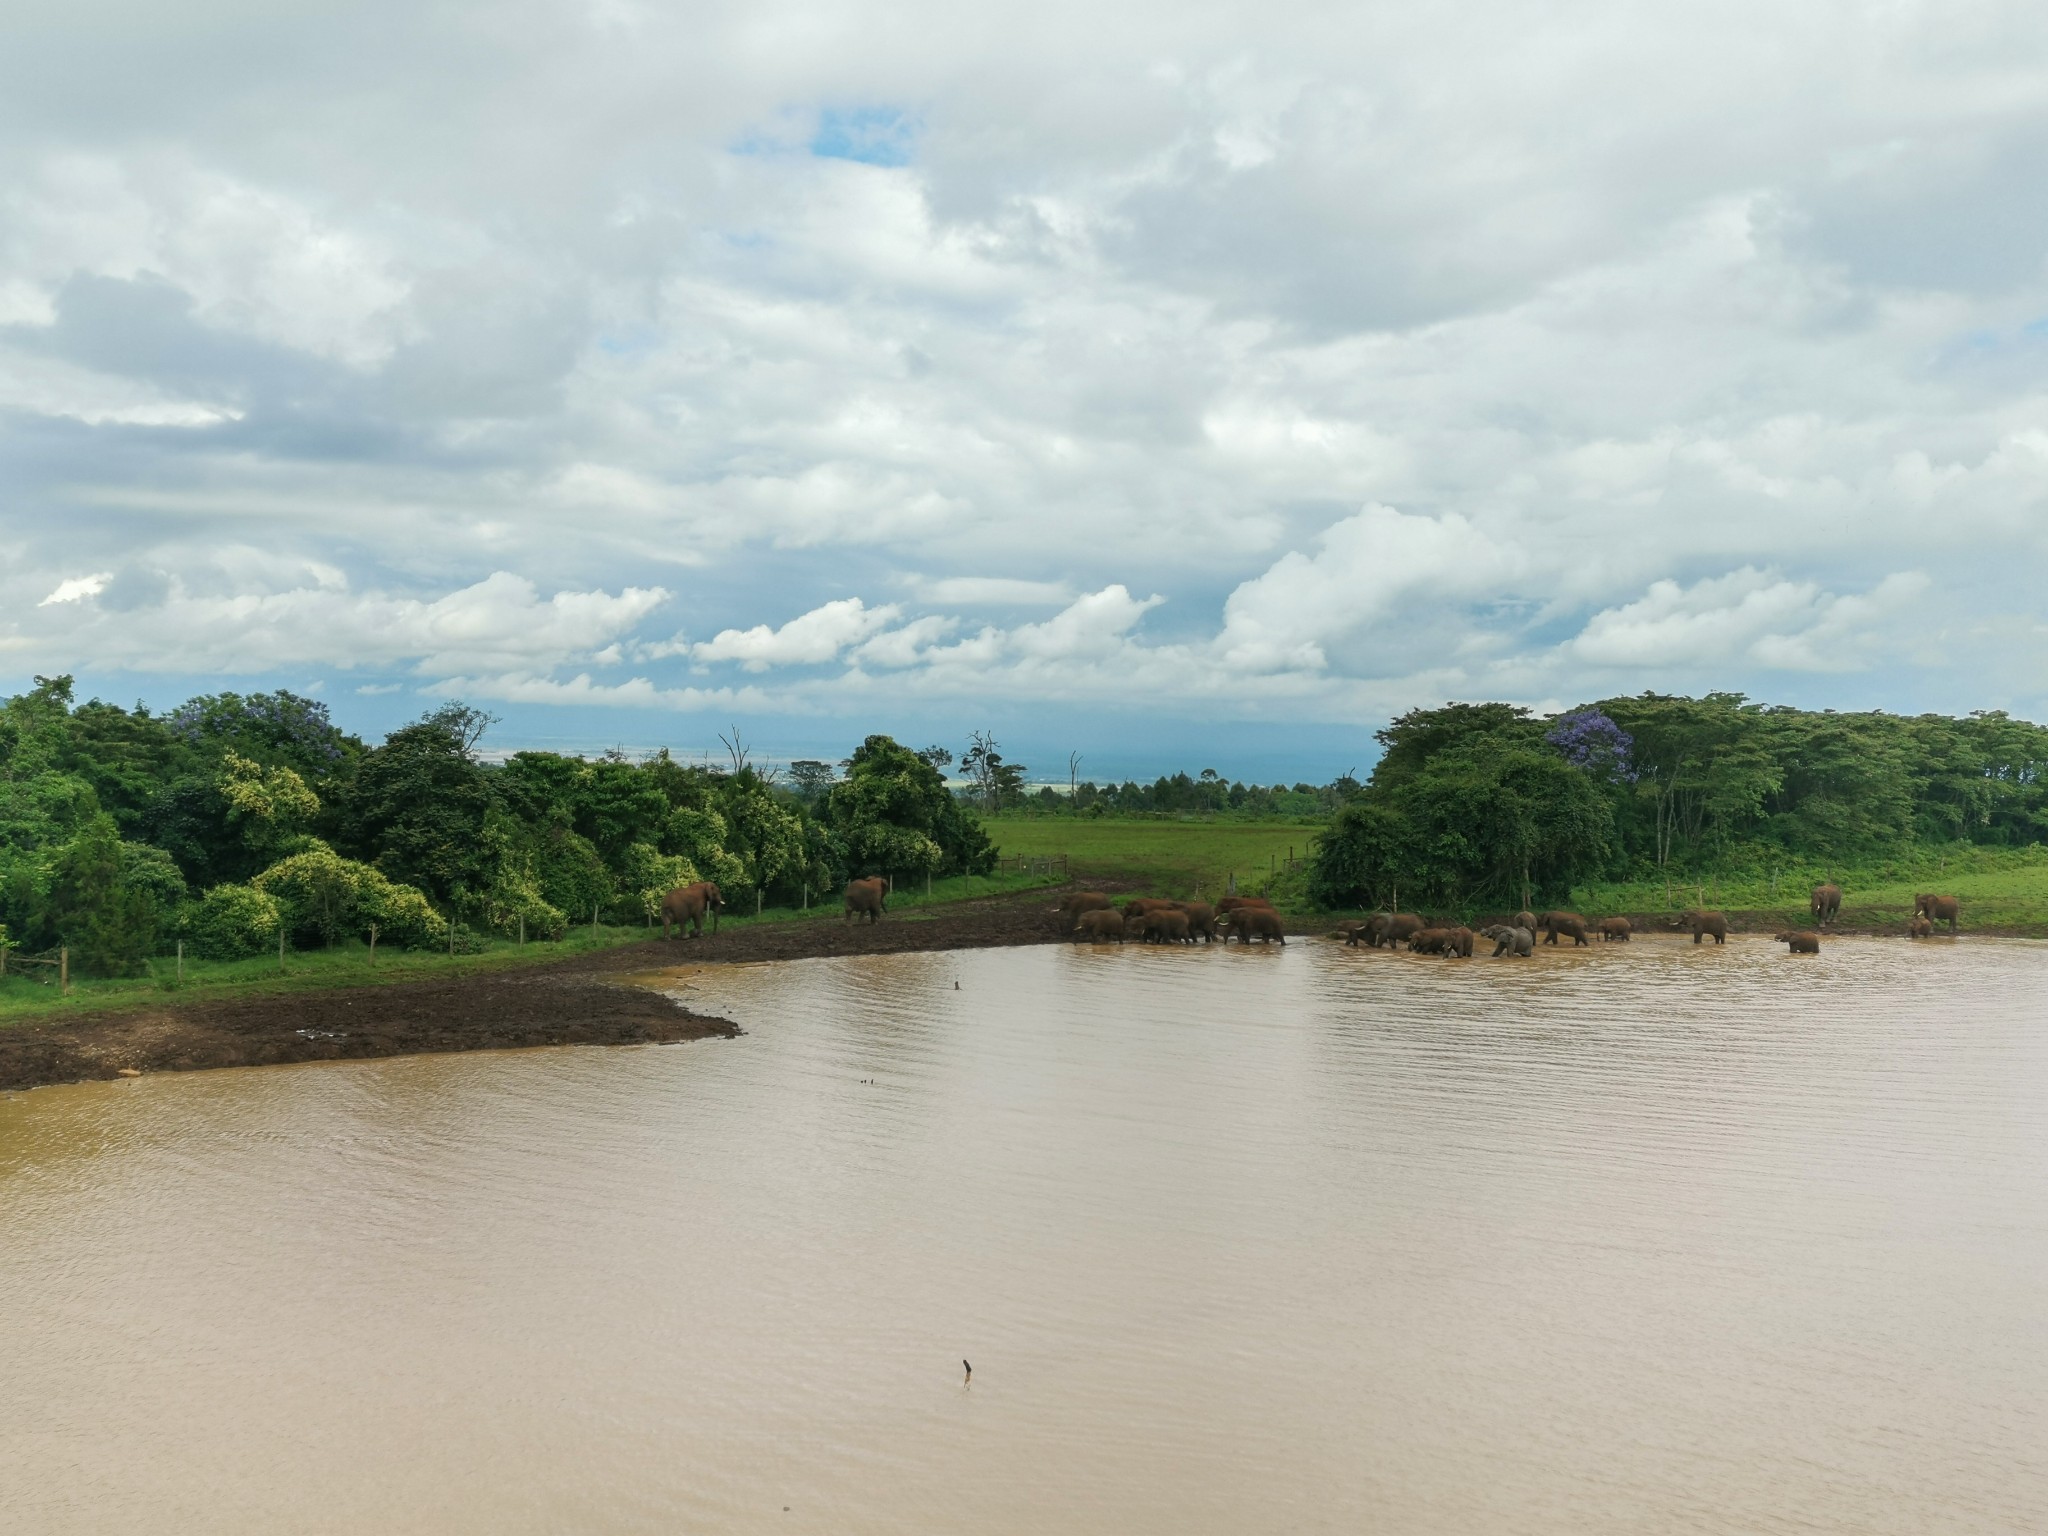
[0,973,741,1094]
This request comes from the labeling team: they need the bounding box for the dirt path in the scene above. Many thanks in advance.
[0,888,1079,1093]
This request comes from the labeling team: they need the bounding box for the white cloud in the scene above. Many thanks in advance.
[39,572,111,605]
[1217,505,1522,672]
[20,567,668,676]
[692,597,900,670]
[1570,568,1930,672]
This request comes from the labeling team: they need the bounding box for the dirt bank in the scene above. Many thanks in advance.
[0,887,1079,1093]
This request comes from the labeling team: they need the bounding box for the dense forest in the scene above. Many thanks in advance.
[0,677,996,976]
[1307,694,2048,912]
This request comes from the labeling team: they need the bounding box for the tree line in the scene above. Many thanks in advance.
[1308,693,2048,913]
[0,677,996,976]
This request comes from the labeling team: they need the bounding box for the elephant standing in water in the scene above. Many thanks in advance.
[1811,883,1842,926]
[844,876,889,923]
[1914,893,1960,934]
[1481,924,1534,957]
[1775,930,1821,954]
[1672,910,1729,945]
[660,881,723,939]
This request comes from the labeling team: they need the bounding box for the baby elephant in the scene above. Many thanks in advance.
[1907,915,1933,939]
[1480,924,1534,957]
[1597,917,1631,942]
[1774,930,1820,954]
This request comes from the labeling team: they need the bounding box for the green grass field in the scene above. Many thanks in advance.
[986,815,1322,900]
[0,869,1060,1025]
[1571,844,2048,932]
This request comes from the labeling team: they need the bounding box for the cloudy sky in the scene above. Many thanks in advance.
[5,0,2048,775]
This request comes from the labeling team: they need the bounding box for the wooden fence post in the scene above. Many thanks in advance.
[60,946,69,995]
[0,939,8,979]
[368,924,378,966]
[176,940,183,985]
[279,928,287,972]
[591,903,599,940]
[518,915,525,947]
[755,888,762,918]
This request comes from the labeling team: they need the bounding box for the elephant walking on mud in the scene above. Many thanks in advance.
[1914,893,1959,934]
[844,876,889,924]
[1811,883,1843,926]
[661,881,724,939]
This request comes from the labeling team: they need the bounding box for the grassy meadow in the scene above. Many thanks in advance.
[985,815,1321,901]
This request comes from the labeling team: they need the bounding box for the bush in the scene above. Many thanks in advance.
[185,883,283,959]
[357,871,447,949]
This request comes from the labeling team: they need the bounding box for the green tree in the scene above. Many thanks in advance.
[43,814,157,975]
[825,735,996,878]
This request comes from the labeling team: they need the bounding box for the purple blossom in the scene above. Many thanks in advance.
[166,691,345,764]
[1546,709,1637,783]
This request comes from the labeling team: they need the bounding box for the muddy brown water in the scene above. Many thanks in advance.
[3,935,2046,1533]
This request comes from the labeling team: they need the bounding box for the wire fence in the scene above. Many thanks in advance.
[995,854,1070,877]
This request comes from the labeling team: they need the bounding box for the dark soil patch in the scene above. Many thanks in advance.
[0,973,738,1094]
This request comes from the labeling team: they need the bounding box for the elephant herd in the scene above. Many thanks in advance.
[1327,883,1962,960]
[1332,908,1640,957]
[1054,891,1287,945]
[655,876,1966,954]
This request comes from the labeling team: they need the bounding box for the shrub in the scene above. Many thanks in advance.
[186,883,283,959]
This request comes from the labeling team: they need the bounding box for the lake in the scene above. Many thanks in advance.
[3,936,2046,1533]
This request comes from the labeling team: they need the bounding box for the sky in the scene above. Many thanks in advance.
[5,0,2048,782]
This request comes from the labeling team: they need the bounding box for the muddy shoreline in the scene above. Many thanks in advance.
[0,890,1072,1093]
[0,889,1997,1093]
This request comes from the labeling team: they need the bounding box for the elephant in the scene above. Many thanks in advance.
[1140,909,1192,944]
[1774,930,1820,954]
[1223,906,1287,944]
[1054,891,1114,934]
[1440,925,1475,958]
[1175,901,1220,943]
[1408,927,1450,955]
[1671,909,1729,944]
[1216,895,1276,927]
[1330,919,1372,945]
[843,876,889,924]
[1597,917,1632,942]
[1481,924,1534,957]
[660,881,724,939]
[1543,913,1591,947]
[1811,883,1843,926]
[1914,893,1960,934]
[1908,915,1933,939]
[1513,910,1537,934]
[1122,897,1181,924]
[1072,909,1125,943]
[1378,913,1425,949]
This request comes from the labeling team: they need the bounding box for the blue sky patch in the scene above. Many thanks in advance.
[809,106,917,166]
